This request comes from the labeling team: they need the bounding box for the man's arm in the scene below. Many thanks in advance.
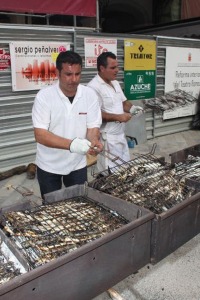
[34,128,72,150]
[123,100,133,113]
[86,127,103,154]
[102,110,132,123]
[34,128,96,155]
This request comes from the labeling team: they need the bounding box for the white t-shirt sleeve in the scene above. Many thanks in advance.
[85,88,102,128]
[32,92,51,130]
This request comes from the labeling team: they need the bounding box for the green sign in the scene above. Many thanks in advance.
[124,70,156,100]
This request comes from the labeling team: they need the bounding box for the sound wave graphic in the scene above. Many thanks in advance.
[21,59,57,82]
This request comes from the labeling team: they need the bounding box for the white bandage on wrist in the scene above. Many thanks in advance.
[69,138,91,155]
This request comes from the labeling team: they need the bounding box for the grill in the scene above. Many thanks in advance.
[174,155,200,180]
[0,185,154,300]
[170,144,200,183]
[0,246,22,285]
[89,146,200,263]
[89,151,194,214]
[1,146,199,299]
[2,196,128,269]
[170,144,200,164]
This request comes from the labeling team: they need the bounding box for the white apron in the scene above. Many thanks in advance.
[97,132,130,172]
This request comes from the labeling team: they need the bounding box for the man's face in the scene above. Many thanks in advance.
[100,57,119,83]
[57,62,82,96]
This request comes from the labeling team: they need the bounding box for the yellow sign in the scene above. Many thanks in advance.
[51,52,59,62]
[124,39,156,70]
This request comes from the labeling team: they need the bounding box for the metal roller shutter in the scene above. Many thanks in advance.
[0,24,75,171]
[0,24,199,171]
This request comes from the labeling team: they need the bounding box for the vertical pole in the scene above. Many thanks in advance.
[73,15,77,27]
[96,0,100,32]
[46,15,50,25]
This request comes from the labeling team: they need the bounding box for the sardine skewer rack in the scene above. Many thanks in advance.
[0,145,200,298]
[1,197,128,268]
[0,185,154,299]
[89,144,200,263]
[90,151,195,214]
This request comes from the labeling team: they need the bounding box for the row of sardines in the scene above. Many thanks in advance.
[0,144,200,299]
[143,89,197,112]
[89,144,200,214]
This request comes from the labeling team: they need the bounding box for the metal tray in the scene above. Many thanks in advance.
[150,191,200,263]
[88,149,200,265]
[169,144,200,189]
[169,143,200,165]
[148,145,200,263]
[149,145,200,263]
[0,185,154,300]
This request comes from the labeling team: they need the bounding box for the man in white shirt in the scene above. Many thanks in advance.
[88,52,143,172]
[32,51,103,198]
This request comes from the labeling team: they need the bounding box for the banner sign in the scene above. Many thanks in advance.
[165,47,200,98]
[0,0,96,17]
[0,49,10,71]
[124,39,156,100]
[9,41,70,91]
[84,37,117,68]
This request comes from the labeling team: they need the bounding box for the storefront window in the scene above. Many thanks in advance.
[155,0,199,25]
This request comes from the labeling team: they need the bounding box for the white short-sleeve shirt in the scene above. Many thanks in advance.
[88,74,126,135]
[32,82,102,174]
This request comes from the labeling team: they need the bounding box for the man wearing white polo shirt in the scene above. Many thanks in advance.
[88,52,143,172]
[32,51,103,198]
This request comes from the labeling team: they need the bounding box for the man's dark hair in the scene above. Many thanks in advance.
[97,52,116,72]
[56,50,82,71]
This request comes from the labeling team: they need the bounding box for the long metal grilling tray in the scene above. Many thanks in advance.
[89,147,200,263]
[0,184,154,300]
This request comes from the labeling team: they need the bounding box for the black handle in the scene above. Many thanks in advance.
[126,136,138,145]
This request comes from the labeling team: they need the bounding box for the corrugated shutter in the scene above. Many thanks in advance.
[0,24,199,171]
[149,36,200,138]
[76,30,155,87]
[0,24,75,171]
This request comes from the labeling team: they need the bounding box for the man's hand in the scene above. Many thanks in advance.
[116,112,132,123]
[130,105,144,116]
[70,138,91,155]
[88,141,104,156]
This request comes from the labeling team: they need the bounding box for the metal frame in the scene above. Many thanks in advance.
[0,185,154,300]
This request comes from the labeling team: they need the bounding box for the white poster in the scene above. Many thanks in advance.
[165,47,200,98]
[10,42,70,91]
[84,37,117,68]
